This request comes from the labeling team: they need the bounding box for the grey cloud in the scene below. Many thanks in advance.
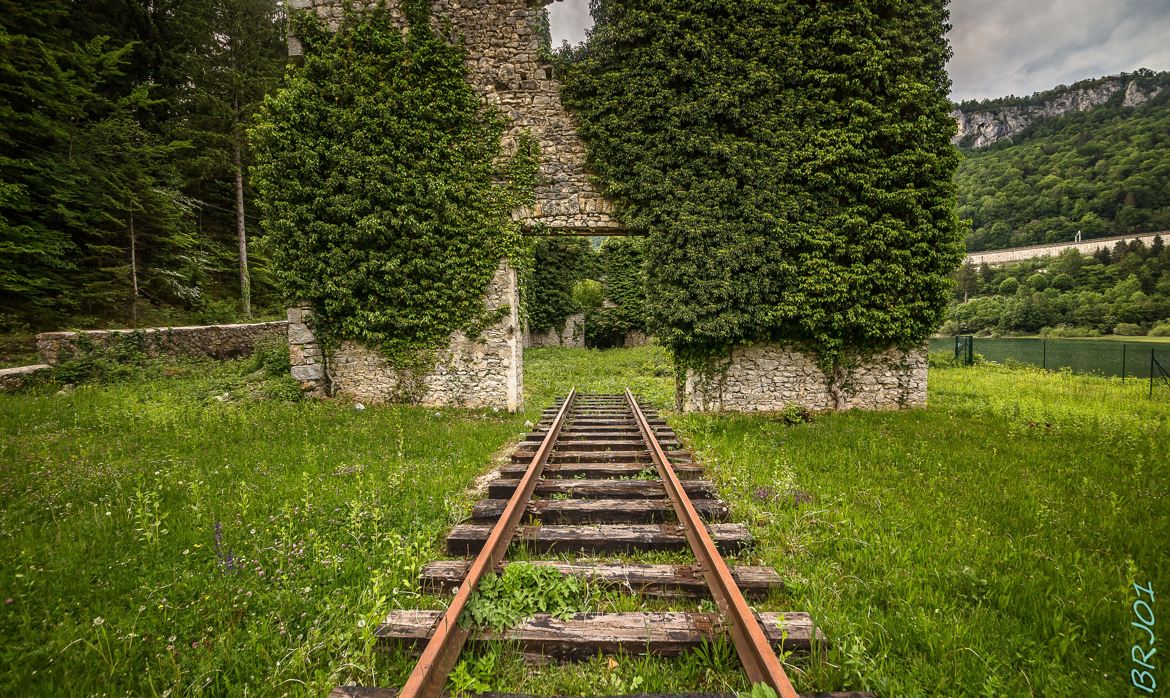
[547,0,593,46]
[948,0,1170,100]
[547,0,1170,102]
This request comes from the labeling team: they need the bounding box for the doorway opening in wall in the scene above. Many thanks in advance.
[523,229,651,354]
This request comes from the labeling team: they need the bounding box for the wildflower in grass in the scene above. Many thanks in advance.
[213,521,238,573]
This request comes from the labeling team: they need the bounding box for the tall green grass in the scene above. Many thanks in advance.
[674,363,1169,696]
[0,359,527,695]
[1,348,1166,695]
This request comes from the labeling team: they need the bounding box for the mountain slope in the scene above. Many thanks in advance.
[956,72,1170,252]
[951,71,1166,149]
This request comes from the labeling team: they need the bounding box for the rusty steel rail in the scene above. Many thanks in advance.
[625,389,800,698]
[398,389,578,698]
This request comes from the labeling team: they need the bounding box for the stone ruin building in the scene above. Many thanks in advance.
[286,0,927,413]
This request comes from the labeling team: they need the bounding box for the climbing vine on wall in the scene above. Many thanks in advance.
[251,4,538,360]
[559,1,963,372]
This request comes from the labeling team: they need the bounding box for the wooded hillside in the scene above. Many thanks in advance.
[957,71,1170,251]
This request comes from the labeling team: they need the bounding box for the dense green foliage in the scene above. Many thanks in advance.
[528,237,594,332]
[560,0,962,369]
[0,0,286,330]
[251,7,537,358]
[957,71,1170,251]
[587,237,648,348]
[944,238,1170,336]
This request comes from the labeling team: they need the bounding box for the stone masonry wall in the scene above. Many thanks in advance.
[289,261,524,411]
[965,231,1166,266]
[0,364,51,392]
[287,0,622,232]
[526,313,584,349]
[37,322,288,366]
[682,344,928,413]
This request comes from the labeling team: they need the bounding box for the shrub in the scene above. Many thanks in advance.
[572,279,604,312]
[1150,321,1170,337]
[1114,322,1147,336]
[999,277,1021,295]
[1040,325,1103,338]
[54,334,149,385]
[247,337,292,378]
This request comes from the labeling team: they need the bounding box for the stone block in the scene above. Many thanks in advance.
[683,343,927,413]
[288,323,316,345]
[292,364,325,381]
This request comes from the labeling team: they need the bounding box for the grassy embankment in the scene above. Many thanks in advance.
[1,345,1166,695]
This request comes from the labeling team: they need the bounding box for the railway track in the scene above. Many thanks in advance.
[332,391,873,698]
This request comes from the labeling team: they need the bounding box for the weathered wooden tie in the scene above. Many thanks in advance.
[419,560,782,598]
[486,478,716,500]
[375,610,824,658]
[447,523,752,556]
[470,497,730,524]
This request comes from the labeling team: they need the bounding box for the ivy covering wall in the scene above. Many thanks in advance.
[251,5,537,359]
[560,1,963,370]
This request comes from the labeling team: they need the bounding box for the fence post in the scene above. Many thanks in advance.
[1042,339,1047,370]
[1152,349,1156,399]
[1122,344,1127,381]
[967,336,974,366]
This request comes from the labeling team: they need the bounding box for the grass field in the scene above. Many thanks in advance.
[1,346,1167,695]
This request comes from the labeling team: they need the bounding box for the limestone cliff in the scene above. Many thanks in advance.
[952,76,1164,149]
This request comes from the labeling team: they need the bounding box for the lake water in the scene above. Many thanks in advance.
[928,337,1170,379]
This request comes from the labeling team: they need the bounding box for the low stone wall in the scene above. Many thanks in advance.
[0,364,51,391]
[966,231,1166,266]
[624,330,650,348]
[682,344,927,413]
[37,322,288,366]
[527,314,585,349]
[290,261,524,412]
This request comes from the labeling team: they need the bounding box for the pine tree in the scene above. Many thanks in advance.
[176,0,286,318]
[1,0,200,325]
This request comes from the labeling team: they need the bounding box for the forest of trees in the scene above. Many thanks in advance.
[957,71,1170,251]
[5,3,1170,347]
[944,237,1170,337]
[0,0,286,332]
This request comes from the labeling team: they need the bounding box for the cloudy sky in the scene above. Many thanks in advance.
[546,0,1170,102]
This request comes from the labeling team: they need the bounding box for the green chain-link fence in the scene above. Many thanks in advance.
[932,337,1170,395]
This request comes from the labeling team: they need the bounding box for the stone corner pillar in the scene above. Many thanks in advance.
[287,304,329,398]
[320,259,525,413]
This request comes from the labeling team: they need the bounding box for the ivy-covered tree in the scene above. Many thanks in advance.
[251,5,537,358]
[560,0,963,373]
